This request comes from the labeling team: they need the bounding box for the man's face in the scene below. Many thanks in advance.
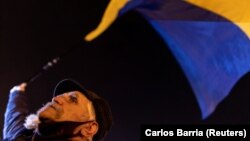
[37,91,96,123]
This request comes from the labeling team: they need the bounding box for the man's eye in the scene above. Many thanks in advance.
[69,95,78,103]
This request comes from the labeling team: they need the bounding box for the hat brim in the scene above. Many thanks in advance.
[53,79,88,97]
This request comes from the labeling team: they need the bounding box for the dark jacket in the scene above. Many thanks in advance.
[3,90,33,141]
[3,90,69,141]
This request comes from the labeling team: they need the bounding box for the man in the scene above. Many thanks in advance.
[3,79,113,141]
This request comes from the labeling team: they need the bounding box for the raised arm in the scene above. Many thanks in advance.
[3,83,30,140]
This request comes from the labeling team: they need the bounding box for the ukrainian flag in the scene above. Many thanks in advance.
[85,0,250,119]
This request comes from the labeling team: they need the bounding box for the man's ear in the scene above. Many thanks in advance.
[81,121,99,137]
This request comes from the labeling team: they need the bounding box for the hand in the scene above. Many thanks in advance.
[10,83,27,93]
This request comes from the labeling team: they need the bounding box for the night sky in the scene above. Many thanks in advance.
[1,0,250,140]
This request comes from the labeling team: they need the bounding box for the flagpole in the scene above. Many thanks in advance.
[25,44,80,85]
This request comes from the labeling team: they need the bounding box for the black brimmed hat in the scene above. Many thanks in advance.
[53,79,113,141]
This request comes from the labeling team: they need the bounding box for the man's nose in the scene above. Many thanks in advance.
[52,95,65,105]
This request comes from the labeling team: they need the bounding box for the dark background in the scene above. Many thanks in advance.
[1,0,250,140]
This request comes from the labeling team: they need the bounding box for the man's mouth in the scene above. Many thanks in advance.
[50,103,61,111]
[42,102,59,111]
[49,104,56,110]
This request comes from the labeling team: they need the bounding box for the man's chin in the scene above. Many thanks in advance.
[38,112,56,123]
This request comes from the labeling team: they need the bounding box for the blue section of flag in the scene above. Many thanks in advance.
[120,0,250,118]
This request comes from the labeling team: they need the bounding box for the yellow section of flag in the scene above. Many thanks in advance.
[186,0,250,38]
[84,0,130,41]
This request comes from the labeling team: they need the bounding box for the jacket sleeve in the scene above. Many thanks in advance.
[3,90,30,140]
